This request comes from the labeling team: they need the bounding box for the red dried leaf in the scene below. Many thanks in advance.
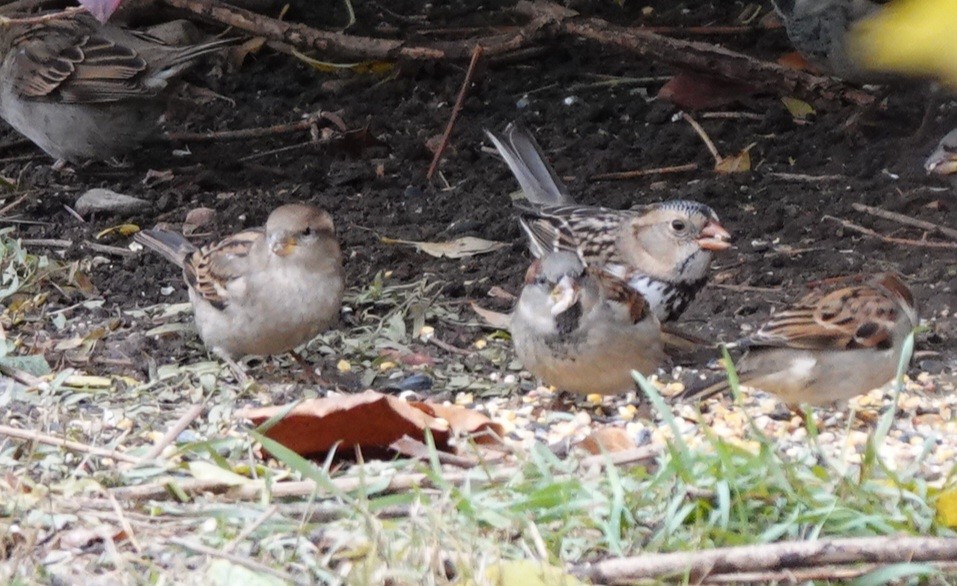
[657,71,757,111]
[237,390,502,459]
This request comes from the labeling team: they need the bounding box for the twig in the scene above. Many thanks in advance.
[0,6,83,21]
[642,25,767,36]
[700,111,765,121]
[769,172,845,182]
[0,0,59,14]
[0,192,29,217]
[222,505,278,554]
[824,216,957,249]
[165,111,346,143]
[0,423,143,465]
[681,112,721,164]
[591,162,698,181]
[0,362,43,387]
[576,536,957,583]
[427,336,473,356]
[851,202,957,241]
[19,238,136,257]
[169,538,299,583]
[701,562,957,583]
[137,404,205,462]
[106,491,142,553]
[427,45,484,181]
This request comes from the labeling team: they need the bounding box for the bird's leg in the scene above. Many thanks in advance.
[214,349,250,386]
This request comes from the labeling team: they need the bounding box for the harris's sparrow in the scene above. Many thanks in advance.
[486,123,732,322]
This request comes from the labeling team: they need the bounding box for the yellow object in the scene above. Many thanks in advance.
[937,489,957,527]
[850,0,957,89]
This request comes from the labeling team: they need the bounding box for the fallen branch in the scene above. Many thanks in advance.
[851,202,957,241]
[824,216,957,249]
[427,45,484,181]
[161,0,873,106]
[137,403,206,463]
[576,536,957,583]
[0,423,143,465]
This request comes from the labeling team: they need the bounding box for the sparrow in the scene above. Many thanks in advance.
[925,128,957,187]
[135,203,345,379]
[680,272,918,407]
[0,12,235,164]
[486,123,732,322]
[772,0,881,81]
[510,251,666,396]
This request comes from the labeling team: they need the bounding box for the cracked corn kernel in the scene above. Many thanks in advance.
[336,360,351,373]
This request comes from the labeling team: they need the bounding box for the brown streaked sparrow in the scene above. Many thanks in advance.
[510,251,666,396]
[0,12,235,164]
[681,272,918,407]
[135,203,345,379]
[487,122,731,323]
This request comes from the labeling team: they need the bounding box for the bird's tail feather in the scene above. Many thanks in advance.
[485,123,573,205]
[134,229,197,268]
[676,375,733,403]
[156,37,239,80]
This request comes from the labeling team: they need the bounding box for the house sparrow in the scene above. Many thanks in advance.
[925,128,957,187]
[135,203,345,379]
[680,272,918,407]
[772,0,881,81]
[0,12,235,164]
[510,251,666,396]
[486,124,732,323]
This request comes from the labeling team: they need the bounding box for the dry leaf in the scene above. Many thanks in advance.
[471,302,511,329]
[237,390,503,459]
[230,37,267,69]
[381,236,507,259]
[777,51,819,73]
[715,148,751,174]
[577,427,636,455]
[291,49,394,75]
[657,71,757,111]
[937,489,957,527]
[781,96,815,120]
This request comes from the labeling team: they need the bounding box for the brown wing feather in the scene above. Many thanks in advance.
[10,16,152,103]
[183,229,263,310]
[751,282,901,351]
[590,268,650,324]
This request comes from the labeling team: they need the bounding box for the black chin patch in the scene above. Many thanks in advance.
[555,301,583,335]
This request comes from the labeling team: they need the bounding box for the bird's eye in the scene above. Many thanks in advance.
[671,220,686,231]
[535,275,549,286]
[302,227,313,236]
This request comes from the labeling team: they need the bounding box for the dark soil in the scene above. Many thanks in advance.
[3,0,956,381]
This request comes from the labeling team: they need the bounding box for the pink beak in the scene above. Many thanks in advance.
[698,221,732,251]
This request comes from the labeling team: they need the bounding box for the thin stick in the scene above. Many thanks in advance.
[591,162,698,181]
[427,44,484,180]
[824,216,957,249]
[106,491,143,553]
[222,505,278,554]
[166,110,345,143]
[770,172,844,182]
[427,336,472,356]
[20,238,137,258]
[851,202,957,241]
[0,193,30,217]
[681,112,721,164]
[0,362,43,387]
[0,423,143,464]
[577,536,957,583]
[169,538,298,583]
[700,111,765,120]
[700,562,957,583]
[138,404,205,462]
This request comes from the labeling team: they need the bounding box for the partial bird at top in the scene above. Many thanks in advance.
[771,0,881,81]
[485,123,732,323]
[0,11,236,165]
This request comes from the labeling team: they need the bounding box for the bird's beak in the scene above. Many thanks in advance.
[269,232,297,256]
[549,275,580,316]
[698,221,732,251]
[925,152,957,176]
